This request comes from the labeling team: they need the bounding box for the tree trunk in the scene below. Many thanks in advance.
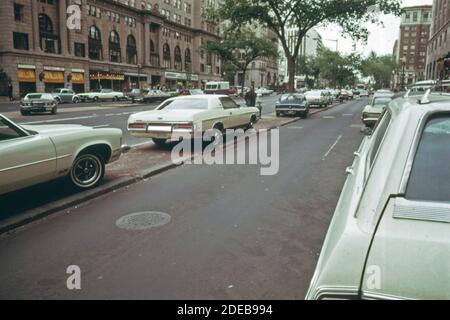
[240,68,246,98]
[287,55,296,93]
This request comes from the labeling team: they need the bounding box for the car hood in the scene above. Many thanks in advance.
[129,109,206,123]
[21,124,91,135]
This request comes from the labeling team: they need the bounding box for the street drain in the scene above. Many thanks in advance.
[116,211,171,230]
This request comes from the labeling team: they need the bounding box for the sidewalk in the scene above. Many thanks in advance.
[0,103,338,235]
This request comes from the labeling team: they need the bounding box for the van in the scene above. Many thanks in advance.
[204,81,230,95]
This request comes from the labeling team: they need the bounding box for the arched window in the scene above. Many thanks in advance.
[150,40,155,53]
[184,48,191,71]
[109,31,121,63]
[162,43,171,69]
[88,26,102,60]
[174,46,182,71]
[126,35,137,64]
[38,14,59,54]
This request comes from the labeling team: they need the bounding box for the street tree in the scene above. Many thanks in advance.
[360,51,398,89]
[209,0,401,92]
[205,27,278,96]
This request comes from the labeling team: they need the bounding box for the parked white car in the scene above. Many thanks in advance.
[361,95,393,127]
[305,90,328,108]
[307,92,450,299]
[255,88,274,97]
[78,89,124,102]
[127,95,260,146]
[0,114,126,195]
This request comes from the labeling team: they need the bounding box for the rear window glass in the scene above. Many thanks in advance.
[279,95,304,102]
[406,115,450,202]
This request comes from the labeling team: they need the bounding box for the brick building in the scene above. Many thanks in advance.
[393,5,432,89]
[426,0,450,80]
[0,0,222,98]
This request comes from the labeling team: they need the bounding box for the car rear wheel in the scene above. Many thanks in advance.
[93,96,99,102]
[51,105,57,114]
[246,115,256,130]
[276,111,281,117]
[69,153,105,189]
[20,110,29,116]
[152,138,167,147]
[73,97,80,104]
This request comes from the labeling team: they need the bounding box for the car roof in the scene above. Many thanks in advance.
[170,94,227,100]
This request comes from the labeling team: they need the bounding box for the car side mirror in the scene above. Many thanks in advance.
[363,127,373,136]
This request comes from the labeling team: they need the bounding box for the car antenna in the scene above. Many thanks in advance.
[419,88,431,104]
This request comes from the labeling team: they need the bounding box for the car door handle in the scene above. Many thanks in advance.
[345,167,354,175]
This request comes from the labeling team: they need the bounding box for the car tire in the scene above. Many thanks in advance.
[276,111,281,117]
[20,110,29,116]
[152,138,167,147]
[51,105,57,114]
[73,97,80,104]
[55,97,61,104]
[301,111,308,119]
[68,153,105,189]
[113,96,119,102]
[93,96,99,102]
[246,115,256,130]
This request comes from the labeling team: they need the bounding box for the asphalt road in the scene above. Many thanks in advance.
[3,95,281,147]
[0,98,367,299]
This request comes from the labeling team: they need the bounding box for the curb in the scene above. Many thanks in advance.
[0,101,340,235]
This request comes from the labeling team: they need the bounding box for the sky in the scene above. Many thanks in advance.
[317,0,433,57]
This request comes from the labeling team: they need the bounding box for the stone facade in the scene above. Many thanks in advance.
[426,0,450,80]
[0,0,222,98]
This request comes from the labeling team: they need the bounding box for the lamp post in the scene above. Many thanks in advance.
[401,56,406,91]
[137,63,142,89]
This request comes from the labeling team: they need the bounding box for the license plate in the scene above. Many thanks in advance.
[147,125,172,132]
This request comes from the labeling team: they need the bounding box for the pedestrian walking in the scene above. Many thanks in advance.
[8,82,13,101]
[245,86,256,107]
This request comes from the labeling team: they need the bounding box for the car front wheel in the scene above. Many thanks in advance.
[152,138,167,147]
[69,153,105,189]
[20,110,29,116]
[51,105,57,114]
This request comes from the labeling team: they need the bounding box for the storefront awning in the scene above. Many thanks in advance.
[90,72,125,81]
[44,71,64,84]
[18,69,36,83]
[72,73,85,84]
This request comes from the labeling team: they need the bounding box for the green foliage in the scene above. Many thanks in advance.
[208,0,402,90]
[0,68,11,96]
[205,26,278,89]
[360,51,398,89]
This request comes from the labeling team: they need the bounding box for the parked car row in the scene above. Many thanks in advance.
[361,89,394,127]
[307,90,450,300]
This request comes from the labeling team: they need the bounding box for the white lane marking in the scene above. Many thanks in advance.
[322,135,342,160]
[287,126,303,129]
[323,116,336,119]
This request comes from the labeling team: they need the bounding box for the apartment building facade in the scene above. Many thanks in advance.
[0,0,222,97]
[394,5,432,88]
[426,0,450,80]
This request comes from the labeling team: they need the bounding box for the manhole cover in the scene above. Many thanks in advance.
[116,211,171,230]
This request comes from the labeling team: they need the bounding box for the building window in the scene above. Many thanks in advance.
[163,43,171,68]
[14,3,24,21]
[200,64,205,73]
[87,5,101,18]
[185,48,191,71]
[39,14,60,54]
[74,42,85,57]
[126,35,137,64]
[109,31,121,63]
[88,26,102,60]
[13,32,29,50]
[174,46,182,70]
[413,12,418,22]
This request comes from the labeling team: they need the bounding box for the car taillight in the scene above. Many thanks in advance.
[129,123,146,129]
[174,123,193,130]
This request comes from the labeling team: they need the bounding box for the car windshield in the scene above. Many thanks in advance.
[279,95,304,102]
[25,94,42,99]
[190,90,203,95]
[406,115,450,202]
[159,99,209,110]
[372,97,391,108]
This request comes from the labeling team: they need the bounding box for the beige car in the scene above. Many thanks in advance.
[0,114,126,195]
[127,95,260,146]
